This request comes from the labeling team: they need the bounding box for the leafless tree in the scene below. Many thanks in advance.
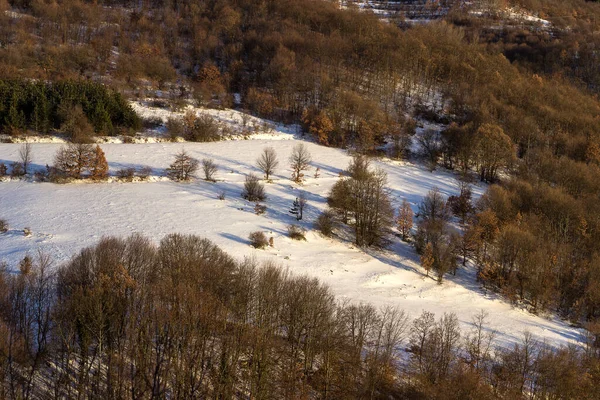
[289,143,312,183]
[256,147,279,180]
[418,129,441,171]
[19,143,33,175]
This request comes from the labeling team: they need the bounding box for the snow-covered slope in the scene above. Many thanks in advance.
[0,136,584,351]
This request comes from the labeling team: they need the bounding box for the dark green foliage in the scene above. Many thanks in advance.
[0,79,140,136]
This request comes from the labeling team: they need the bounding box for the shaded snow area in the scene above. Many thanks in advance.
[0,138,584,351]
[130,101,301,142]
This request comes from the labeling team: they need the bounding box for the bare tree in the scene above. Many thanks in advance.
[19,143,33,175]
[397,199,414,241]
[201,158,218,182]
[166,149,199,181]
[289,143,312,183]
[328,156,394,247]
[465,310,496,373]
[418,129,441,171]
[256,147,279,180]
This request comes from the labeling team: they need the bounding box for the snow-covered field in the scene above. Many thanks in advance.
[0,128,584,351]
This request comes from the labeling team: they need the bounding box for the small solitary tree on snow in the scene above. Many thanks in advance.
[242,173,266,201]
[90,145,109,180]
[167,149,199,181]
[289,143,311,183]
[19,143,33,175]
[201,158,218,182]
[289,193,307,221]
[256,147,279,180]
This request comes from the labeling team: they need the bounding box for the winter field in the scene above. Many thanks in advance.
[0,109,584,352]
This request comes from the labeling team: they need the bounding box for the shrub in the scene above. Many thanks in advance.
[142,116,163,129]
[0,163,7,176]
[316,210,336,237]
[10,162,24,177]
[201,158,218,181]
[23,227,32,237]
[249,231,269,249]
[287,224,307,240]
[137,166,152,180]
[218,190,226,200]
[254,203,267,215]
[241,173,266,201]
[185,113,220,142]
[166,117,184,141]
[34,170,48,181]
[117,167,136,181]
[0,219,8,233]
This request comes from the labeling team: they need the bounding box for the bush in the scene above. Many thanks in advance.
[218,190,226,200]
[185,113,220,142]
[287,224,307,240]
[166,117,184,141]
[23,227,32,237]
[117,167,136,181]
[254,203,267,215]
[142,116,163,129]
[201,158,218,181]
[0,163,7,176]
[241,173,266,201]
[34,170,48,182]
[249,231,269,249]
[316,210,336,237]
[0,219,8,233]
[137,166,152,180]
[10,162,24,177]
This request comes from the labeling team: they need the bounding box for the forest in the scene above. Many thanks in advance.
[0,80,140,139]
[1,0,600,396]
[1,235,599,399]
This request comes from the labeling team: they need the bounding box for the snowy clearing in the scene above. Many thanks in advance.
[0,138,584,351]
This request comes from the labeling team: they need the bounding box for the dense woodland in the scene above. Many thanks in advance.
[1,236,600,399]
[2,0,600,396]
[0,80,140,139]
